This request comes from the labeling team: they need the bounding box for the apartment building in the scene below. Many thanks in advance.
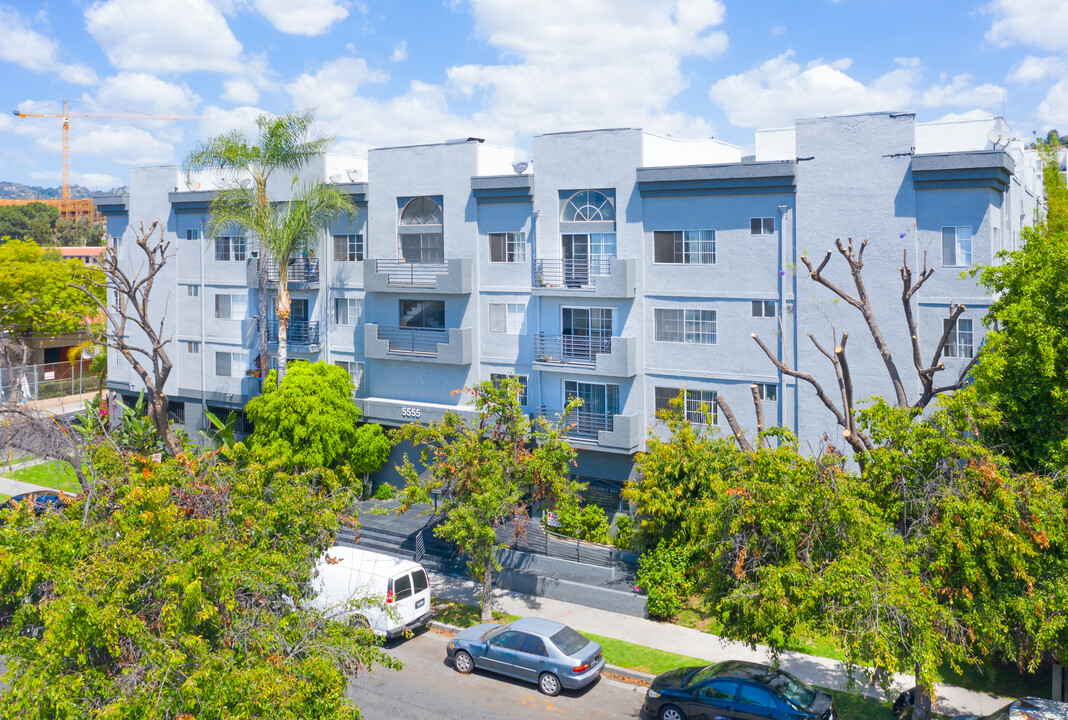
[96,111,1045,511]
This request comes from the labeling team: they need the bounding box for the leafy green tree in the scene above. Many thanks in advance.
[0,202,58,241]
[245,361,386,488]
[206,178,354,379]
[184,110,336,381]
[973,146,1068,471]
[54,217,105,246]
[0,444,398,719]
[351,423,391,499]
[0,238,103,371]
[394,378,583,621]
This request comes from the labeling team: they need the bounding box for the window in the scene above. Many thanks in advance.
[185,228,200,241]
[214,236,247,261]
[490,630,524,650]
[214,351,248,378]
[943,318,974,358]
[400,196,442,225]
[489,232,527,263]
[214,294,247,320]
[751,300,775,318]
[400,232,444,263]
[399,197,444,262]
[519,633,547,657]
[334,297,363,326]
[697,681,738,703]
[490,373,528,405]
[333,234,363,262]
[488,303,525,334]
[737,684,778,710]
[185,341,200,354]
[392,573,412,601]
[561,190,615,222]
[750,217,776,235]
[654,308,716,344]
[400,300,445,329]
[942,226,973,266]
[167,400,185,423]
[755,383,777,401]
[412,568,428,593]
[185,285,200,297]
[564,381,619,417]
[653,230,716,264]
[334,360,365,391]
[654,387,718,425]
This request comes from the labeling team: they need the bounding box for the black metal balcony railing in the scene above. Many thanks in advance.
[377,325,450,355]
[266,320,320,347]
[533,257,613,289]
[376,259,450,287]
[538,408,614,440]
[263,257,320,284]
[534,333,613,365]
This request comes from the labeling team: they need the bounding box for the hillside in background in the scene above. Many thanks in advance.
[0,181,109,200]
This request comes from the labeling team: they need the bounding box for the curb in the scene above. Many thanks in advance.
[429,619,654,687]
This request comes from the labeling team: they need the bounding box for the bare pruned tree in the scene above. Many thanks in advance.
[70,220,181,455]
[725,237,980,454]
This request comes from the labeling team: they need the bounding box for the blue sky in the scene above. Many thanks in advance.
[1,0,1067,190]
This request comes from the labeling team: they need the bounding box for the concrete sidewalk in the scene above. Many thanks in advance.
[429,571,1012,718]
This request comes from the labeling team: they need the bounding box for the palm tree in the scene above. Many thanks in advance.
[183,109,334,381]
[206,180,354,381]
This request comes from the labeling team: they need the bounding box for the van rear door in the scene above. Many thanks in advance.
[411,567,430,617]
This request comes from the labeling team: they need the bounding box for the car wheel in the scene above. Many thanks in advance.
[659,705,685,720]
[538,672,561,696]
[349,615,370,630]
[453,650,474,674]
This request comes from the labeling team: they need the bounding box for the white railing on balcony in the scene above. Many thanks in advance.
[533,333,613,365]
[533,257,613,289]
[376,325,450,355]
[537,408,614,440]
[375,259,450,287]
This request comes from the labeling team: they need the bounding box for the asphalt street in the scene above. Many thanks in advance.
[349,628,648,720]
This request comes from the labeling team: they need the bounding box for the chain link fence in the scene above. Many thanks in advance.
[0,360,99,403]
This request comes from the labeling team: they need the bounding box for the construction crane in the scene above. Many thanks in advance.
[12,99,209,206]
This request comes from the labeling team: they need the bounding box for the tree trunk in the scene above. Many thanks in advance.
[256,249,268,389]
[147,390,182,456]
[481,561,494,622]
[912,679,933,720]
[276,263,290,383]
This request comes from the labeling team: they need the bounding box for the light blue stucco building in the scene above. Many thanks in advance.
[96,111,1046,512]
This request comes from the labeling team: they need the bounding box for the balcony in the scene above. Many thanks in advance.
[364,258,472,294]
[363,324,472,365]
[532,257,636,298]
[266,320,321,351]
[537,408,642,452]
[533,334,636,376]
[247,257,320,289]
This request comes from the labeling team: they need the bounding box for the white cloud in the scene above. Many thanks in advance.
[74,172,124,190]
[84,73,202,116]
[75,125,176,165]
[1008,55,1066,84]
[285,57,389,111]
[390,41,408,62]
[442,0,728,138]
[771,25,787,36]
[0,5,98,84]
[222,78,261,104]
[1037,78,1068,128]
[709,52,920,128]
[985,0,1068,53]
[85,0,243,73]
[251,0,348,35]
[921,74,1005,108]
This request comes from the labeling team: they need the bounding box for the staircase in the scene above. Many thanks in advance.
[336,505,467,575]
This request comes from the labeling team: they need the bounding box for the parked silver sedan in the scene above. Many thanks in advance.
[446,617,605,696]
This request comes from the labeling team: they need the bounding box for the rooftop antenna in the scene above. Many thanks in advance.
[988,117,1011,149]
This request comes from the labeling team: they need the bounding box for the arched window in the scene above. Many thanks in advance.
[561,190,614,223]
[400,196,442,226]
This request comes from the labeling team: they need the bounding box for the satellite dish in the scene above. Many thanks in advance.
[185,179,200,191]
[213,179,228,189]
[512,161,529,174]
[987,117,1011,149]
[346,169,364,182]
[329,173,345,183]
[239,178,252,189]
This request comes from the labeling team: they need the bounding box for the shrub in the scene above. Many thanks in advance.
[549,499,611,544]
[611,513,633,551]
[637,541,692,619]
[372,482,397,500]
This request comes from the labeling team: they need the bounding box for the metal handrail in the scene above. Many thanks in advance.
[375,259,450,286]
[263,257,320,283]
[537,407,614,439]
[266,320,320,346]
[533,257,613,289]
[376,325,450,355]
[533,333,613,365]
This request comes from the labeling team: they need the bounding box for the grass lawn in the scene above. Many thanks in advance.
[1,460,82,494]
[431,598,896,720]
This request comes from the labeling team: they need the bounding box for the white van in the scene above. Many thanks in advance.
[310,546,432,639]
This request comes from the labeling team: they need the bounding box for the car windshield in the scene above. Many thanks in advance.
[766,671,817,708]
[550,626,589,656]
[685,664,723,688]
[481,626,505,642]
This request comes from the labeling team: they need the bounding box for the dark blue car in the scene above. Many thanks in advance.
[643,661,837,720]
[446,617,605,696]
